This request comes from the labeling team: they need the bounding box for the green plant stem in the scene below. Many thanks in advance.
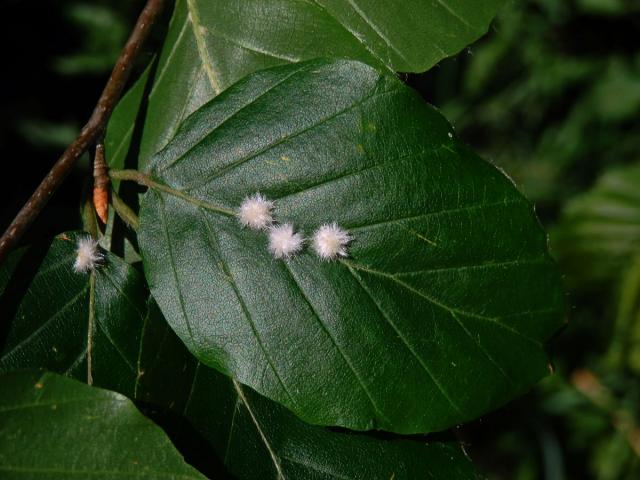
[109,169,236,217]
[111,191,140,231]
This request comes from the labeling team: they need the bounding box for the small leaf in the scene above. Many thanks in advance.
[0,232,147,398]
[0,370,205,479]
[137,59,565,433]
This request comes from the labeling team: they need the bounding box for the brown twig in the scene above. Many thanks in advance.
[0,0,165,264]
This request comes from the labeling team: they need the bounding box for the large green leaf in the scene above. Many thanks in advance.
[0,371,205,479]
[130,0,505,167]
[0,241,477,478]
[135,58,565,433]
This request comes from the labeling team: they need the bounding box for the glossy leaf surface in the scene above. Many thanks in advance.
[131,0,505,167]
[137,59,565,433]
[0,371,205,479]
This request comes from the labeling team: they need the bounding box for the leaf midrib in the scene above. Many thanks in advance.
[232,379,287,480]
[199,209,299,408]
[281,260,392,425]
[186,0,221,94]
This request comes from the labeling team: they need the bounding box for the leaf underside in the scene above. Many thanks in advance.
[187,368,478,479]
[138,59,565,434]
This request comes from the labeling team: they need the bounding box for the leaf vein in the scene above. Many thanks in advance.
[434,0,479,31]
[449,310,516,386]
[99,268,146,318]
[346,198,523,231]
[199,209,299,408]
[149,12,191,99]
[156,66,309,174]
[344,261,543,347]
[182,362,200,416]
[233,379,287,480]
[186,0,222,94]
[0,397,119,414]
[31,252,77,279]
[181,86,403,191]
[64,347,88,376]
[273,149,428,204]
[133,303,151,399]
[157,193,196,345]
[201,26,300,62]
[0,286,89,363]
[393,257,549,277]
[343,0,411,64]
[94,320,137,374]
[280,454,353,480]
[223,395,241,466]
[281,261,392,426]
[344,264,463,415]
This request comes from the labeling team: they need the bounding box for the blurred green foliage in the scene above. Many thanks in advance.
[440,0,640,209]
[553,165,640,294]
[53,3,129,76]
[14,1,136,151]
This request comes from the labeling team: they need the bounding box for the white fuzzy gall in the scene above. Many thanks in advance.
[268,224,304,259]
[312,223,351,260]
[238,193,274,230]
[73,236,103,273]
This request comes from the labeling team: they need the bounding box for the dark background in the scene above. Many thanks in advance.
[2,0,639,478]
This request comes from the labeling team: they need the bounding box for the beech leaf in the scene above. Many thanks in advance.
[136,59,565,433]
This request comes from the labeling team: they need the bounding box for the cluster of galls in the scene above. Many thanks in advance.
[238,193,351,260]
[73,192,353,275]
